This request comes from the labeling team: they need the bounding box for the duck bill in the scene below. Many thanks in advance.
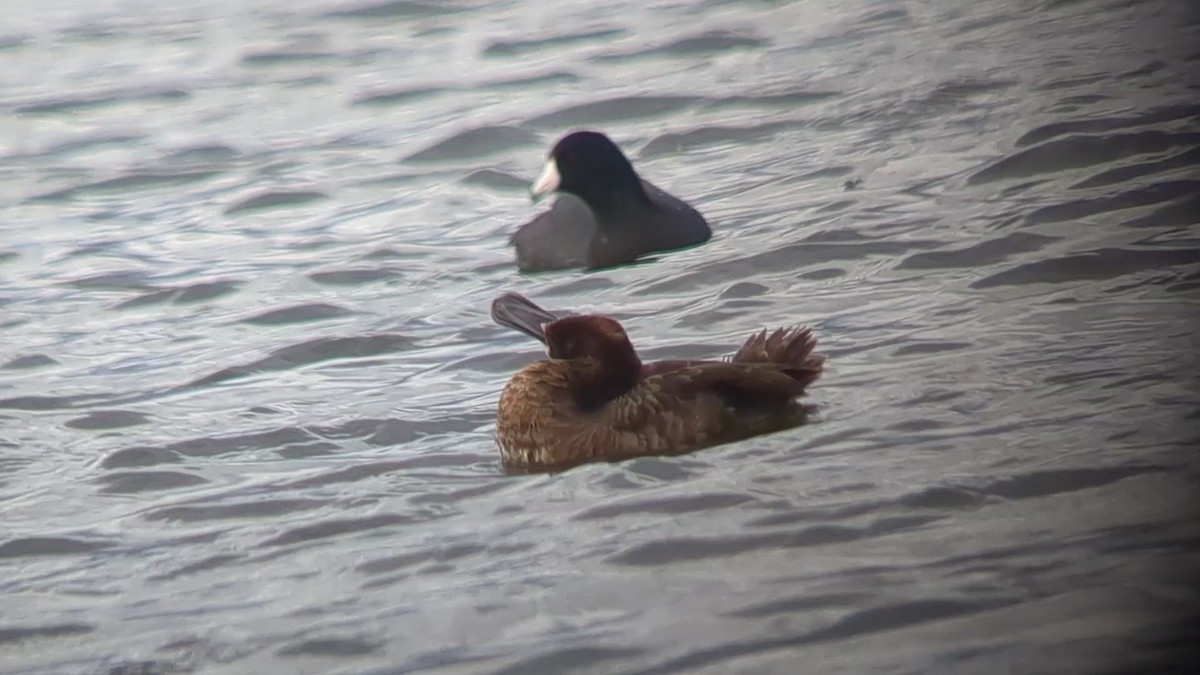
[529,159,560,203]
[491,292,562,345]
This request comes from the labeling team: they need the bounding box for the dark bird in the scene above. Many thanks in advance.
[490,292,825,472]
[510,130,712,272]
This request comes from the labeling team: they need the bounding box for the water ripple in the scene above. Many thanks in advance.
[1,0,1196,672]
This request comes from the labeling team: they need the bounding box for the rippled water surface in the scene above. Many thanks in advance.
[3,0,1199,673]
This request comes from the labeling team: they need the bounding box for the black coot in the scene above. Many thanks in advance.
[510,130,712,271]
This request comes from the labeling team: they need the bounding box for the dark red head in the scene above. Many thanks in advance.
[492,292,643,410]
[544,315,642,411]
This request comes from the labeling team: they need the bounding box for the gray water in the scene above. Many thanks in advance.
[2,0,1199,673]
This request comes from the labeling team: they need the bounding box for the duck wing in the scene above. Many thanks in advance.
[665,362,814,403]
[561,362,811,463]
[604,362,812,432]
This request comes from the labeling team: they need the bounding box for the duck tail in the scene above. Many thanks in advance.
[730,327,825,388]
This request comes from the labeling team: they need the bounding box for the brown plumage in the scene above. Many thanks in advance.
[491,292,825,473]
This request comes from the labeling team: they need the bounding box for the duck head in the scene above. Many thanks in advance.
[530,130,649,214]
[492,293,642,411]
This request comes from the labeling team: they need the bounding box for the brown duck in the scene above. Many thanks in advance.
[491,292,825,472]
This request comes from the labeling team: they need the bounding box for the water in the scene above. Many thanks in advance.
[2,0,1198,672]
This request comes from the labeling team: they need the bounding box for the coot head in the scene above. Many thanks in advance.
[530,130,648,212]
